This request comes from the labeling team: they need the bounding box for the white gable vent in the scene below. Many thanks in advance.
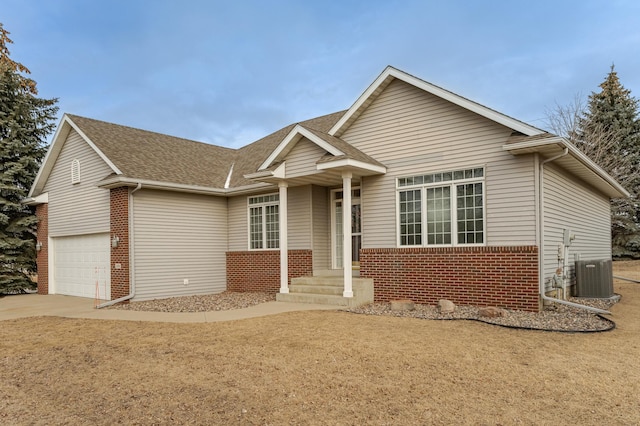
[71,159,81,184]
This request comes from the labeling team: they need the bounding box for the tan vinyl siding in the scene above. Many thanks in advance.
[132,189,228,301]
[43,130,111,236]
[285,138,326,178]
[485,157,537,245]
[311,185,330,270]
[542,164,611,285]
[227,195,247,251]
[228,188,313,251]
[288,185,312,249]
[342,79,537,248]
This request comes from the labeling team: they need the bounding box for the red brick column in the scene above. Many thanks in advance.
[110,187,130,300]
[35,204,48,295]
[360,246,539,312]
[226,250,313,293]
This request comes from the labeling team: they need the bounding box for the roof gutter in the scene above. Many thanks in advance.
[97,176,228,195]
[96,183,142,308]
[538,148,611,315]
[505,137,630,198]
[97,175,273,196]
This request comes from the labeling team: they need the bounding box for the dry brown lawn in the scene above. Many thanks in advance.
[1,262,639,425]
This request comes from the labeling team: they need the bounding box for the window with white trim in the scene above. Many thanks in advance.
[71,159,81,184]
[248,194,279,249]
[398,167,485,246]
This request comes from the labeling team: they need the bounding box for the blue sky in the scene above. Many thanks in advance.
[3,0,640,147]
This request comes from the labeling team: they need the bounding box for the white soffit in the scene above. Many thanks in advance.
[504,138,629,198]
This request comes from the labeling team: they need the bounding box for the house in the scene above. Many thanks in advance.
[25,66,629,312]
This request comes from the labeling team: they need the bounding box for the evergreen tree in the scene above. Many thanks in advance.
[0,23,58,293]
[580,65,640,258]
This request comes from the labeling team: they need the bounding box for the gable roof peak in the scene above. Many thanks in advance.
[329,66,546,138]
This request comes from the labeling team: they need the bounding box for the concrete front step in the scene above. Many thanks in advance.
[291,276,344,286]
[290,284,343,296]
[277,276,374,308]
[277,292,354,307]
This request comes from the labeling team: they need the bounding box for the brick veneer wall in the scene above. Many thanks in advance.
[226,250,313,293]
[360,246,539,312]
[110,187,130,300]
[35,204,48,294]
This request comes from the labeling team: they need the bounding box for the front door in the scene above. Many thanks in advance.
[332,188,361,269]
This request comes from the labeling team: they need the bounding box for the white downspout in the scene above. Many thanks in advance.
[97,183,142,308]
[539,149,610,314]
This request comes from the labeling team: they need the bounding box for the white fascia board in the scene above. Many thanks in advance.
[330,66,545,137]
[316,158,387,174]
[97,176,227,195]
[22,192,49,206]
[28,114,122,197]
[65,116,122,175]
[28,117,71,197]
[258,125,344,170]
[504,137,630,198]
[501,137,565,153]
[562,139,630,198]
[98,175,274,197]
[328,67,393,136]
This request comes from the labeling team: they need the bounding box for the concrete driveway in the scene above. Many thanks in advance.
[0,294,339,323]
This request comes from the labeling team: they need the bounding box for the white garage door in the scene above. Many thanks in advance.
[53,233,111,299]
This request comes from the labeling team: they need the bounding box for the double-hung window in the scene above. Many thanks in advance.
[248,194,279,249]
[398,168,485,246]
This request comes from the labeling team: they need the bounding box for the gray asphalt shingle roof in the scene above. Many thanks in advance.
[67,111,348,190]
[68,114,236,188]
[302,127,385,168]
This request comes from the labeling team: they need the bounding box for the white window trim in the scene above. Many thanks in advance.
[247,193,280,250]
[396,167,487,248]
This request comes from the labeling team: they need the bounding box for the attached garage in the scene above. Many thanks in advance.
[52,233,111,299]
[132,189,227,301]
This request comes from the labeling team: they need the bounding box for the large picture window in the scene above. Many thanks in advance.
[248,194,279,249]
[398,168,485,246]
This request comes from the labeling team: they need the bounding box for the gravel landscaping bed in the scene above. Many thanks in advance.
[110,291,618,332]
[109,291,276,313]
[348,296,619,332]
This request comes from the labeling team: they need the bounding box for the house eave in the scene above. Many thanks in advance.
[258,125,344,171]
[22,192,49,206]
[28,114,122,198]
[503,137,630,198]
[97,176,226,195]
[316,159,387,175]
[97,175,273,196]
[244,170,274,180]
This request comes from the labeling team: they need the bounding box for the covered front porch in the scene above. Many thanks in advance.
[243,124,386,306]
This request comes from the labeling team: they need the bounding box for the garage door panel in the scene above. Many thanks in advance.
[53,233,110,299]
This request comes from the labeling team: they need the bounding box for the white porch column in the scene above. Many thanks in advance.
[342,172,353,298]
[279,181,289,294]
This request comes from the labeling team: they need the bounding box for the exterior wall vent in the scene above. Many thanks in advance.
[71,159,81,184]
[575,259,614,298]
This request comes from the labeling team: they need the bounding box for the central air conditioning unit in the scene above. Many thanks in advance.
[574,259,614,298]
